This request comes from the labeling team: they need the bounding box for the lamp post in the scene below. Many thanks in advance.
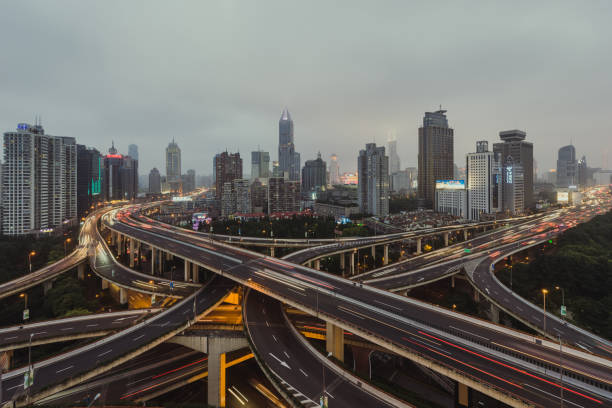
[542,288,549,332]
[555,285,566,321]
[20,293,29,321]
[64,238,72,257]
[28,251,36,273]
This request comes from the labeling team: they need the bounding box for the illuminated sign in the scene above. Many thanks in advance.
[506,166,513,184]
[435,180,465,190]
[172,196,193,202]
[17,123,29,131]
[105,154,123,159]
[557,191,569,203]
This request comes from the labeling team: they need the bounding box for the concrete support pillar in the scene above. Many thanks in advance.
[473,289,480,302]
[416,238,422,255]
[443,232,449,247]
[270,247,275,257]
[339,253,345,271]
[349,252,355,275]
[129,239,135,268]
[151,247,157,275]
[208,349,227,408]
[490,303,500,324]
[158,249,163,274]
[119,288,128,305]
[371,245,376,259]
[166,251,172,261]
[192,263,199,283]
[314,259,320,270]
[306,261,312,268]
[43,280,53,295]
[184,260,191,281]
[325,322,345,362]
[455,382,472,407]
[117,234,123,255]
[1,350,14,372]
[451,275,455,288]
[77,263,86,280]
[101,279,109,290]
[110,231,116,245]
[383,245,389,266]
[463,229,469,241]
[137,242,142,267]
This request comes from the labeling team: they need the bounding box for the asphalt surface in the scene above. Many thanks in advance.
[244,290,400,408]
[106,210,612,408]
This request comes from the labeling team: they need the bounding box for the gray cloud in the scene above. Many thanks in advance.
[1,0,611,177]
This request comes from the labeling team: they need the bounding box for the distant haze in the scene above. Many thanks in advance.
[1,1,611,176]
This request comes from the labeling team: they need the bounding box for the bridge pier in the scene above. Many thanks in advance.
[184,260,191,281]
[192,262,199,283]
[77,263,86,280]
[129,238,135,267]
[151,247,157,275]
[43,280,53,295]
[158,249,163,275]
[489,303,500,324]
[443,232,449,247]
[455,381,472,407]
[416,238,422,255]
[325,322,344,362]
[101,279,109,290]
[314,259,320,270]
[371,245,376,259]
[207,336,249,408]
[473,289,480,302]
[166,251,172,261]
[463,229,469,241]
[451,275,455,288]
[383,244,389,266]
[339,253,345,274]
[349,252,355,275]
[269,247,275,257]
[119,288,128,305]
[117,233,123,255]
[1,350,13,372]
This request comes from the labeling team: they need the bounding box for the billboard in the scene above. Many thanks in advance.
[435,180,465,190]
[172,196,192,202]
[557,191,569,203]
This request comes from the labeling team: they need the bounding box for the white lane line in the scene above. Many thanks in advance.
[86,324,98,327]
[266,321,270,327]
[32,331,46,336]
[56,365,74,374]
[373,299,402,311]
[288,287,307,297]
[272,335,277,342]
[4,336,18,340]
[7,383,24,391]
[338,305,365,319]
[60,327,74,331]
[284,351,290,359]
[299,368,308,377]
[97,349,112,357]
[409,336,451,355]
[448,325,490,341]
[523,384,584,408]
[132,334,145,342]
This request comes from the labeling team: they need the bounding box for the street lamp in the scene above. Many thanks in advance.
[20,293,29,321]
[555,285,566,321]
[542,288,549,332]
[64,238,72,256]
[28,251,36,273]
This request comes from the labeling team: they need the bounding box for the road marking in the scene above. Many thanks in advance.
[97,349,112,357]
[272,335,277,342]
[56,365,74,374]
[268,353,291,369]
[266,321,270,327]
[523,384,584,408]
[373,299,402,311]
[4,336,18,341]
[299,368,308,377]
[7,383,24,391]
[409,336,451,355]
[86,324,98,327]
[60,327,73,331]
[32,331,46,336]
[132,334,145,341]
[448,326,490,341]
[338,306,365,319]
[284,351,290,359]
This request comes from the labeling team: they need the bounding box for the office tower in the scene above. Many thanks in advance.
[358,143,389,217]
[577,156,588,187]
[418,109,454,207]
[182,169,196,193]
[103,143,138,201]
[234,179,251,214]
[221,181,235,217]
[214,151,243,201]
[165,139,181,182]
[250,180,267,213]
[278,108,301,181]
[493,130,533,207]
[149,168,161,193]
[466,141,502,220]
[329,154,340,185]
[302,152,327,196]
[388,138,401,174]
[251,150,270,180]
[391,169,415,193]
[435,180,467,218]
[556,145,577,188]
[271,161,282,177]
[2,123,77,235]
[77,145,102,217]
[128,144,139,161]
[502,156,524,215]
[268,177,301,213]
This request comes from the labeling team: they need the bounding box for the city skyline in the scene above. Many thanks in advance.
[1,2,611,176]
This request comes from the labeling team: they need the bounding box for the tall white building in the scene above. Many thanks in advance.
[165,139,181,182]
[2,123,77,235]
[466,141,502,221]
[435,180,467,218]
[358,143,389,217]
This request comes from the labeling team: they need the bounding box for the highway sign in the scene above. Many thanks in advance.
[23,308,29,321]
[561,305,567,316]
[23,368,34,389]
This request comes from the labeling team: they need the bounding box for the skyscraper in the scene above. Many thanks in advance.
[128,144,139,161]
[493,130,533,207]
[182,169,196,193]
[165,139,181,182]
[77,145,102,217]
[502,156,524,215]
[278,108,300,181]
[302,152,327,196]
[268,177,301,214]
[149,168,161,193]
[2,123,77,235]
[466,141,502,220]
[251,150,270,180]
[329,154,340,186]
[556,145,577,187]
[214,151,243,200]
[388,138,401,174]
[418,109,454,207]
[103,143,138,201]
[358,143,389,217]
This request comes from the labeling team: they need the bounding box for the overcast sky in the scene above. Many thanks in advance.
[2,1,611,178]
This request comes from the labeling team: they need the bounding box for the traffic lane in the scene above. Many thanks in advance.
[0,277,233,404]
[244,290,397,408]
[0,311,152,350]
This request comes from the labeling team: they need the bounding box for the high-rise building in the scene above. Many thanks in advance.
[214,151,243,201]
[250,180,267,213]
[77,145,102,217]
[466,141,502,220]
[251,150,270,180]
[302,152,327,196]
[358,143,389,217]
[102,143,138,201]
[182,169,196,193]
[388,138,401,174]
[128,144,139,161]
[435,180,467,218]
[268,177,301,213]
[278,108,301,181]
[165,139,181,182]
[329,154,340,186]
[234,179,251,214]
[577,156,588,187]
[149,168,161,193]
[418,109,454,207]
[391,168,416,193]
[493,130,533,207]
[2,123,77,235]
[556,145,577,188]
[502,156,524,215]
